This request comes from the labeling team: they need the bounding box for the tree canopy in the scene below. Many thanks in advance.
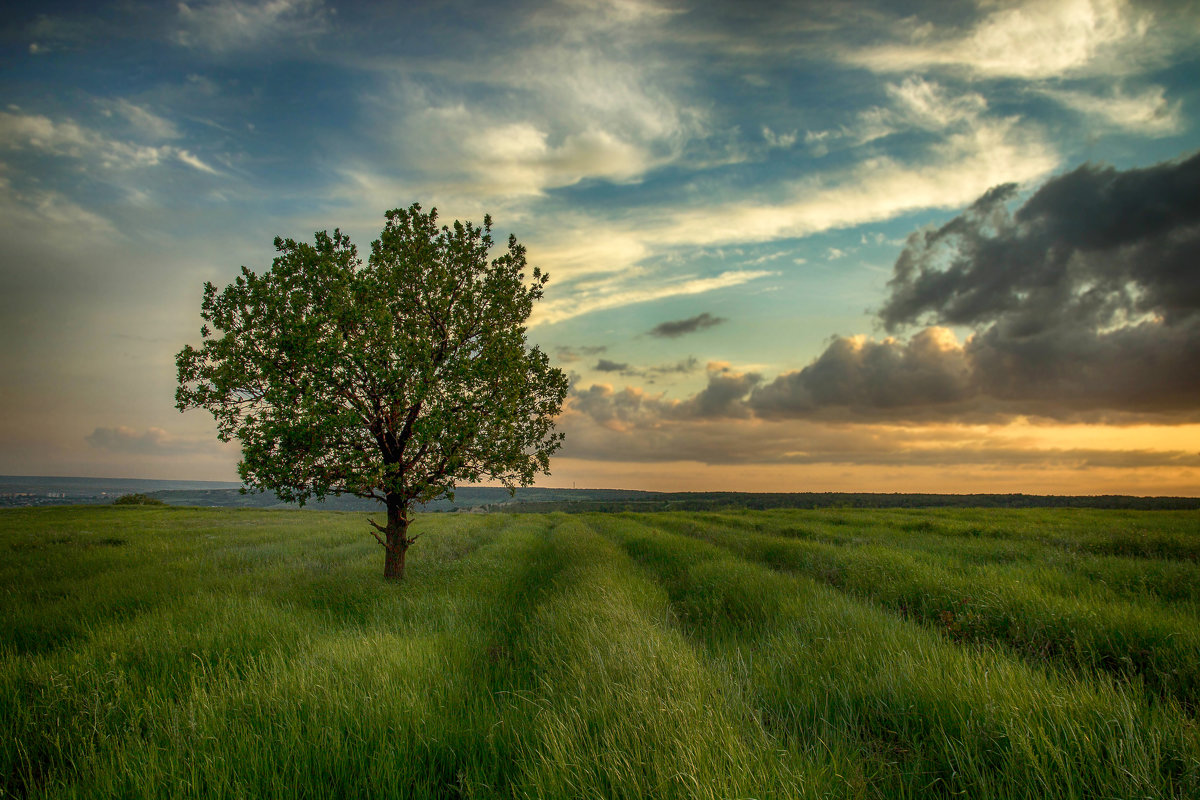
[176,203,568,578]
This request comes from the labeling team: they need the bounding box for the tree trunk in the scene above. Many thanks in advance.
[382,494,411,581]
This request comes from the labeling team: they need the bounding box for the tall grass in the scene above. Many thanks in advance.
[653,511,1200,709]
[2,506,1198,798]
[590,513,1200,799]
[706,508,1200,606]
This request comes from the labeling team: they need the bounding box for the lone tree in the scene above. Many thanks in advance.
[176,204,568,579]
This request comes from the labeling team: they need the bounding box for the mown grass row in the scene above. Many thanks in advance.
[485,517,831,798]
[805,507,1200,562]
[4,509,815,798]
[649,511,1200,710]
[3,507,1199,798]
[588,513,1200,799]
[3,508,533,797]
[711,508,1200,607]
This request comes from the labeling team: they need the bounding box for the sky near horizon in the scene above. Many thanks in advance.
[2,0,1199,494]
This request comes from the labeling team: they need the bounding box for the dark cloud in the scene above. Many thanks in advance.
[570,363,760,424]
[554,345,607,363]
[752,151,1200,423]
[677,364,762,418]
[647,356,701,376]
[880,153,1200,332]
[586,356,701,379]
[649,312,727,338]
[750,328,975,420]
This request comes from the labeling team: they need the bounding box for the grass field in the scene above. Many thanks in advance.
[2,506,1198,798]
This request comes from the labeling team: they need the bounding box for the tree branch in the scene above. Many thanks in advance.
[396,400,423,453]
[367,518,389,548]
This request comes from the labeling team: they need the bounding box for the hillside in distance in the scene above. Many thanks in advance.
[3,476,1197,511]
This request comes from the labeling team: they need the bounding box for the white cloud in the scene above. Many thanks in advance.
[1037,84,1183,135]
[338,0,704,210]
[886,78,988,130]
[328,72,1057,331]
[0,110,217,174]
[544,0,679,29]
[646,115,1057,248]
[397,106,656,199]
[807,78,990,150]
[529,226,650,280]
[175,0,330,52]
[762,126,798,149]
[0,111,151,165]
[175,149,219,174]
[513,81,1056,324]
[847,0,1152,79]
[533,269,774,327]
[106,99,182,140]
[0,174,116,237]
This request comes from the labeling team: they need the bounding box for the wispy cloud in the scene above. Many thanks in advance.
[846,0,1153,79]
[175,149,219,174]
[762,126,797,149]
[175,0,331,52]
[534,270,773,327]
[1036,84,1182,135]
[382,103,659,199]
[646,115,1057,248]
[807,78,989,151]
[102,99,182,140]
[0,110,217,174]
[513,78,1056,325]
[328,0,706,219]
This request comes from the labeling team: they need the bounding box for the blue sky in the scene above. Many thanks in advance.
[2,0,1199,493]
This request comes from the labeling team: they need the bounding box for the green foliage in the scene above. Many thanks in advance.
[111,493,165,506]
[175,203,568,513]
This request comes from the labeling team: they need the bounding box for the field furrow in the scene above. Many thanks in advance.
[495,516,832,799]
[697,509,1200,608]
[653,512,1200,711]
[590,513,1200,799]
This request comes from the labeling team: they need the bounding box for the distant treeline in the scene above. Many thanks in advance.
[7,482,1193,511]
[484,492,1200,513]
[131,487,1200,512]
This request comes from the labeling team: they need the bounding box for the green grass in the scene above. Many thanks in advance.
[2,506,1198,798]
